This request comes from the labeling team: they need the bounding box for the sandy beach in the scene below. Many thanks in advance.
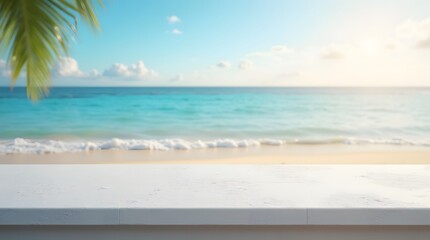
[1,145,430,164]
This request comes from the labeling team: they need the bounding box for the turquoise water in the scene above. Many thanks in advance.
[1,87,430,153]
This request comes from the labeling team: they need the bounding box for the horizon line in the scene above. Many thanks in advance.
[2,86,430,89]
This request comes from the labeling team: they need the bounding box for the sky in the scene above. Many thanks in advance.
[2,0,430,87]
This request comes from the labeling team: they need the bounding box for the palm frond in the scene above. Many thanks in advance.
[0,0,102,101]
[73,0,102,30]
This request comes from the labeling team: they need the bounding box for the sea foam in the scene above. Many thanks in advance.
[0,137,429,154]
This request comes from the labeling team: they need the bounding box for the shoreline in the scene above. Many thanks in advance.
[1,145,430,164]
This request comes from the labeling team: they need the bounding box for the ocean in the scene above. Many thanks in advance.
[1,87,429,154]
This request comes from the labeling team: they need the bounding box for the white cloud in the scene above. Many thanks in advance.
[53,57,102,79]
[271,45,291,53]
[88,69,101,78]
[103,60,157,80]
[238,60,253,70]
[277,71,301,81]
[171,74,184,82]
[396,18,430,48]
[167,15,180,24]
[1,58,160,86]
[384,38,401,50]
[54,57,84,77]
[247,45,292,57]
[216,61,231,69]
[416,36,430,48]
[320,45,347,60]
[0,59,11,78]
[54,58,156,80]
[171,28,183,35]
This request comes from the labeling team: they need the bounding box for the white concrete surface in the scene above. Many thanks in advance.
[0,165,430,225]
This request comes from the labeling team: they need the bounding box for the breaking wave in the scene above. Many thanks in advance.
[1,137,429,154]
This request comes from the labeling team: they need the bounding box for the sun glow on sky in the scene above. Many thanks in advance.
[360,39,380,56]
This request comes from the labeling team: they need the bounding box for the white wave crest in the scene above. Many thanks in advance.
[0,137,429,154]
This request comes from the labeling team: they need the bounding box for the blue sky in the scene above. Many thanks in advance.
[2,0,430,86]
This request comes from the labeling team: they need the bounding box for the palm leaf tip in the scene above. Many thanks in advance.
[0,0,103,101]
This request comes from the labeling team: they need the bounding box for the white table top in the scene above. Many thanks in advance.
[1,164,430,225]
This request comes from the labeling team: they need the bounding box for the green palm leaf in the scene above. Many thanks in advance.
[0,0,102,101]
